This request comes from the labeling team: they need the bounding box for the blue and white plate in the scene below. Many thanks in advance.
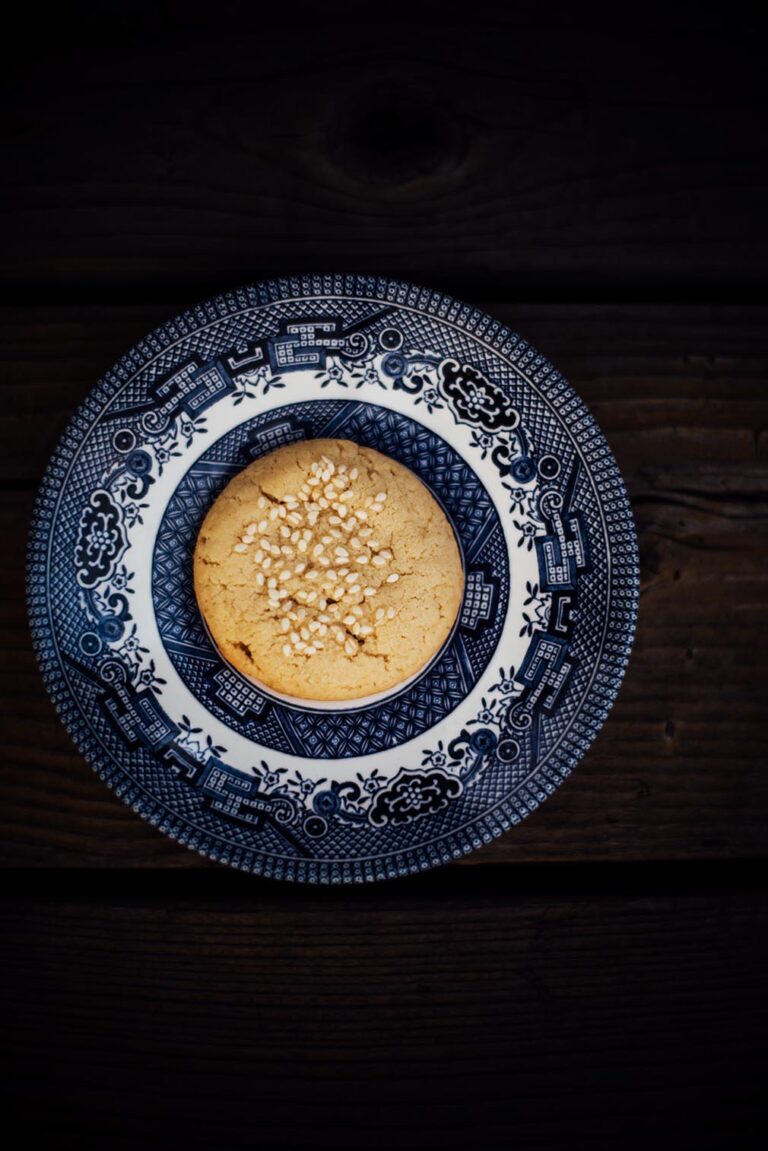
[27,276,638,883]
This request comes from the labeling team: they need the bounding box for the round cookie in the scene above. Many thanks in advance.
[193,438,464,701]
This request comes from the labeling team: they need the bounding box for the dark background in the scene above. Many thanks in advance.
[2,6,767,1148]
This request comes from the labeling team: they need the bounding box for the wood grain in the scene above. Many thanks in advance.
[2,303,766,869]
[3,13,767,297]
[1,868,764,1147]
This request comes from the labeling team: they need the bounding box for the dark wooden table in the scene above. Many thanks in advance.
[2,10,767,1149]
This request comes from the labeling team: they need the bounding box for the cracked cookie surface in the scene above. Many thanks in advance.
[193,438,464,701]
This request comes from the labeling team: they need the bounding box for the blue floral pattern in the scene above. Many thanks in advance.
[28,274,639,883]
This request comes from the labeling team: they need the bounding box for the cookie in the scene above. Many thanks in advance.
[193,438,464,701]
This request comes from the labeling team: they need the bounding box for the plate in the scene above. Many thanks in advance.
[27,276,639,883]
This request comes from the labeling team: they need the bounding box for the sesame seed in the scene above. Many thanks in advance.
[279,525,290,539]
[351,622,361,636]
[372,555,386,566]
[387,607,396,619]
[283,644,293,657]
[280,618,291,632]
[329,515,341,525]
[350,468,359,480]
[263,557,272,569]
[246,521,258,534]
[360,625,373,636]
[318,497,329,509]
[338,567,350,578]
[258,520,268,533]
[355,555,369,565]
[335,629,346,644]
[256,572,265,587]
[363,586,376,597]
[257,496,267,509]
[290,631,300,643]
[280,545,293,556]
[269,507,279,520]
[234,543,248,553]
[345,572,359,584]
[344,638,357,656]
[352,604,364,617]
[295,562,307,574]
[370,503,383,513]
[375,608,385,621]
[306,569,319,581]
[375,492,387,503]
[307,477,319,487]
[386,573,400,583]
[357,510,368,522]
[254,550,264,563]
[339,490,354,503]
[295,641,307,652]
[297,539,308,553]
[304,645,316,655]
[300,627,310,641]
[359,525,372,536]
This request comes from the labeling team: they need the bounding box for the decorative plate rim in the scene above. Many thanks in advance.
[27,274,639,884]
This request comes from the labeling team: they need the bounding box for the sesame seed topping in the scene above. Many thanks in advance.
[243,456,406,658]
